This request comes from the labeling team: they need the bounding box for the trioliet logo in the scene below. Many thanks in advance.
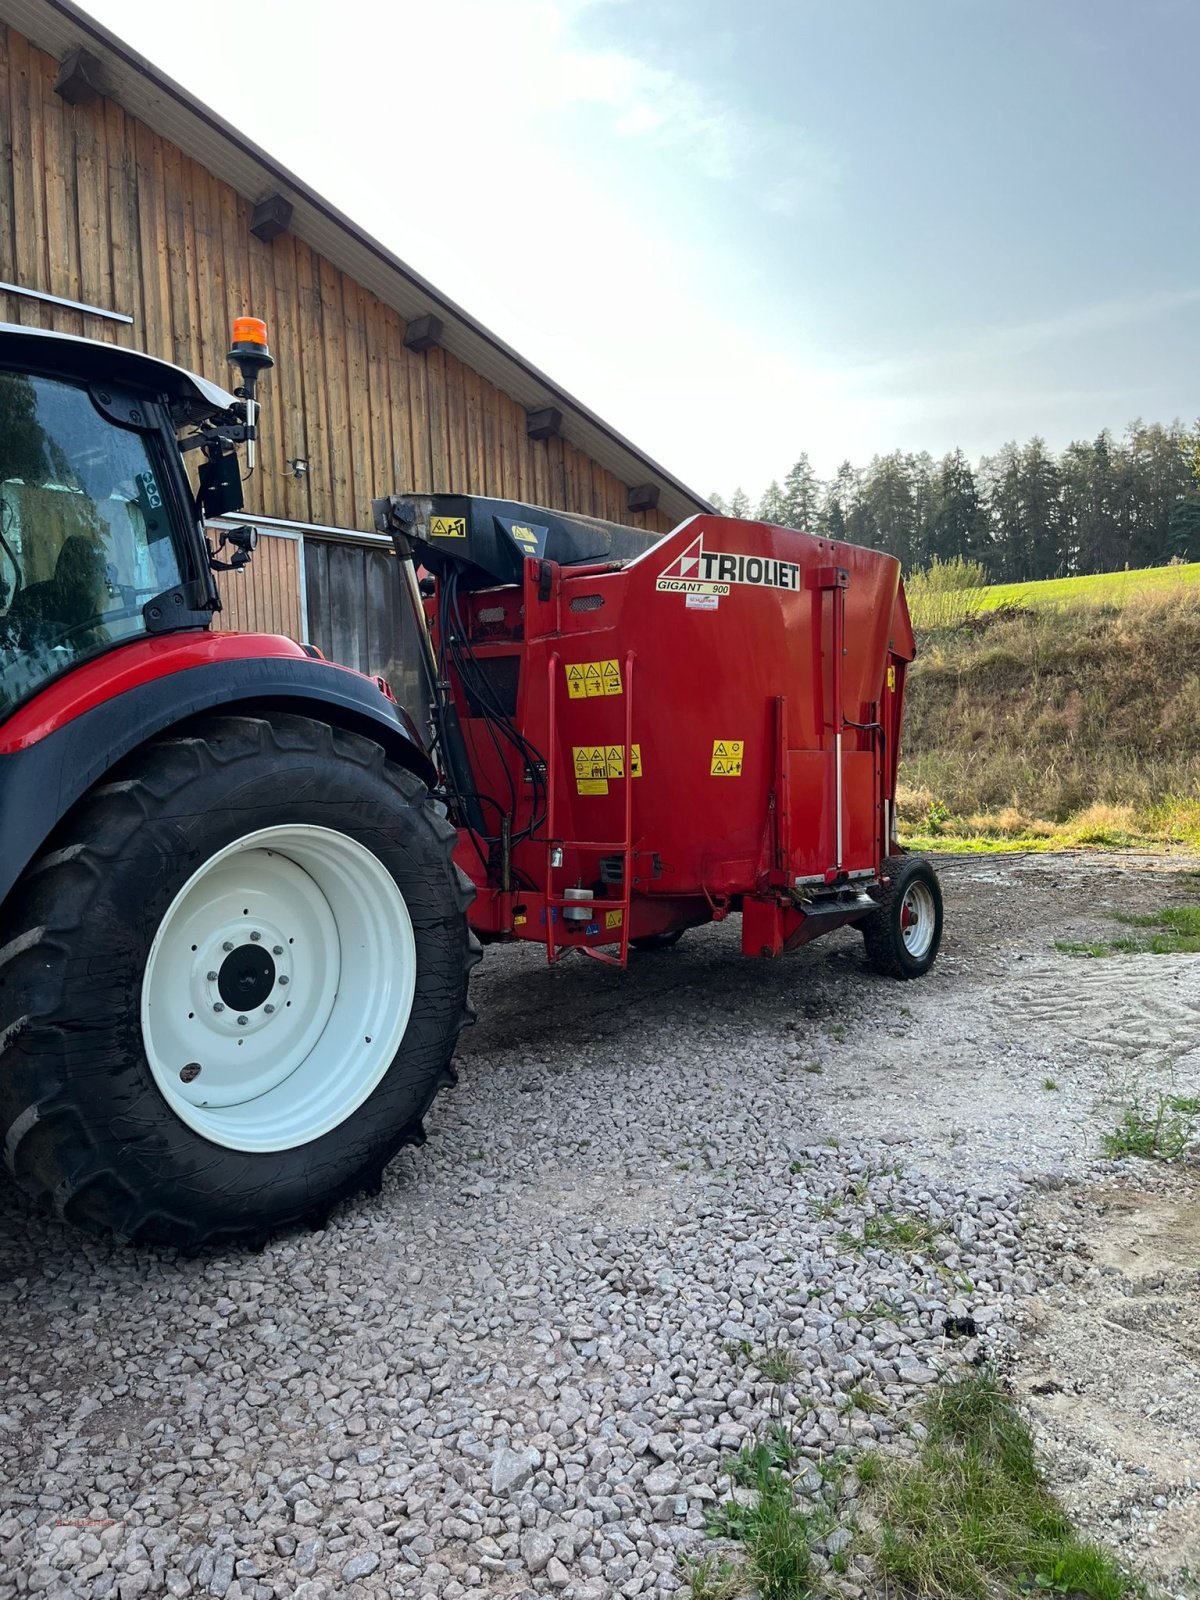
[655,534,800,596]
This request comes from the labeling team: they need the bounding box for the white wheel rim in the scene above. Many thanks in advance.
[900,879,937,960]
[141,825,415,1153]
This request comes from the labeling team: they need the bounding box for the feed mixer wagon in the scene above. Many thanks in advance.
[373,492,942,978]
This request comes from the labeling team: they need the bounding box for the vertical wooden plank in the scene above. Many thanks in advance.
[498,394,520,501]
[531,439,549,508]
[482,379,503,497]
[402,337,433,492]
[37,47,82,329]
[511,398,534,503]
[179,156,207,373]
[73,91,112,327]
[243,199,287,519]
[8,32,48,320]
[341,274,372,525]
[318,257,353,526]
[589,461,605,520]
[294,242,332,525]
[563,444,579,514]
[547,435,567,509]
[269,231,311,524]
[444,354,469,493]
[425,348,451,492]
[129,112,162,347]
[0,29,18,287]
[188,160,224,384]
[464,364,486,494]
[366,296,398,500]
[380,307,410,494]
[161,138,193,368]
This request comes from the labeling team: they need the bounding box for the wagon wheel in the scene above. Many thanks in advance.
[860,855,943,979]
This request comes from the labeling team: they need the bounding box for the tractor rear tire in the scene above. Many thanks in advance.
[860,854,943,979]
[0,713,479,1247]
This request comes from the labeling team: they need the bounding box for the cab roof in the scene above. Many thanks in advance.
[0,323,238,423]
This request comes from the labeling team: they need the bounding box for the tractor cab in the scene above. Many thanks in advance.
[0,322,267,719]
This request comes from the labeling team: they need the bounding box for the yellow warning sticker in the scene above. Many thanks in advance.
[572,745,642,788]
[510,522,538,546]
[887,664,896,691]
[577,778,609,796]
[711,738,744,777]
[605,909,623,930]
[574,745,607,780]
[565,659,622,700]
[430,515,466,538]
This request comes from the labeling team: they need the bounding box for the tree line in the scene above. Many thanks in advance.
[711,421,1200,580]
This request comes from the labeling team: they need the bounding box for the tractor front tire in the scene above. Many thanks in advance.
[0,713,478,1247]
[860,854,943,979]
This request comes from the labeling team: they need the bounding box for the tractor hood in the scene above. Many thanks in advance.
[0,323,239,425]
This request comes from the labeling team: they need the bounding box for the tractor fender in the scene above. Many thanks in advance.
[0,652,436,906]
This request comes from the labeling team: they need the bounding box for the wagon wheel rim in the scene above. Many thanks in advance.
[899,879,937,960]
[141,824,415,1153]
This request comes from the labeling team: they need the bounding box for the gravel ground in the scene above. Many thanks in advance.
[0,849,1197,1600]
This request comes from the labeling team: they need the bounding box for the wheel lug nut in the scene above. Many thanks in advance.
[279,975,289,986]
[264,1003,275,1015]
[213,1002,225,1013]
[272,945,283,956]
[237,1015,248,1026]
[250,931,261,942]
[222,941,234,953]
[206,970,218,982]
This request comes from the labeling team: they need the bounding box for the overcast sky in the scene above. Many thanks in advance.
[85,0,1199,501]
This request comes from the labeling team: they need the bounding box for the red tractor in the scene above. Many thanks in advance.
[0,322,940,1247]
[0,321,476,1247]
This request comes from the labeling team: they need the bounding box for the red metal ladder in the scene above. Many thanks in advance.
[544,649,636,967]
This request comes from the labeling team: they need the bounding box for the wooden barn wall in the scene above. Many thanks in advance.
[209,531,302,639]
[0,23,675,544]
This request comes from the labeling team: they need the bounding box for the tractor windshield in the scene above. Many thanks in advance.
[0,370,185,719]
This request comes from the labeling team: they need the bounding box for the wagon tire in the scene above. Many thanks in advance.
[0,713,479,1247]
[860,854,943,979]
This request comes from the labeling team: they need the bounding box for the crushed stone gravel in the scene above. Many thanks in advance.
[1,850,1196,1599]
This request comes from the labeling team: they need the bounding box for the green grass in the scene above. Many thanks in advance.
[755,1342,804,1384]
[1104,1094,1200,1161]
[840,1210,941,1256]
[1057,905,1200,957]
[978,562,1200,613]
[865,1370,1131,1600]
[707,1433,834,1600]
[680,1553,745,1600]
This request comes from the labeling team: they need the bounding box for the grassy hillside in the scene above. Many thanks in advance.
[899,583,1200,852]
[979,562,1200,612]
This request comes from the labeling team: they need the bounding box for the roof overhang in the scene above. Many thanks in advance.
[0,0,714,526]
